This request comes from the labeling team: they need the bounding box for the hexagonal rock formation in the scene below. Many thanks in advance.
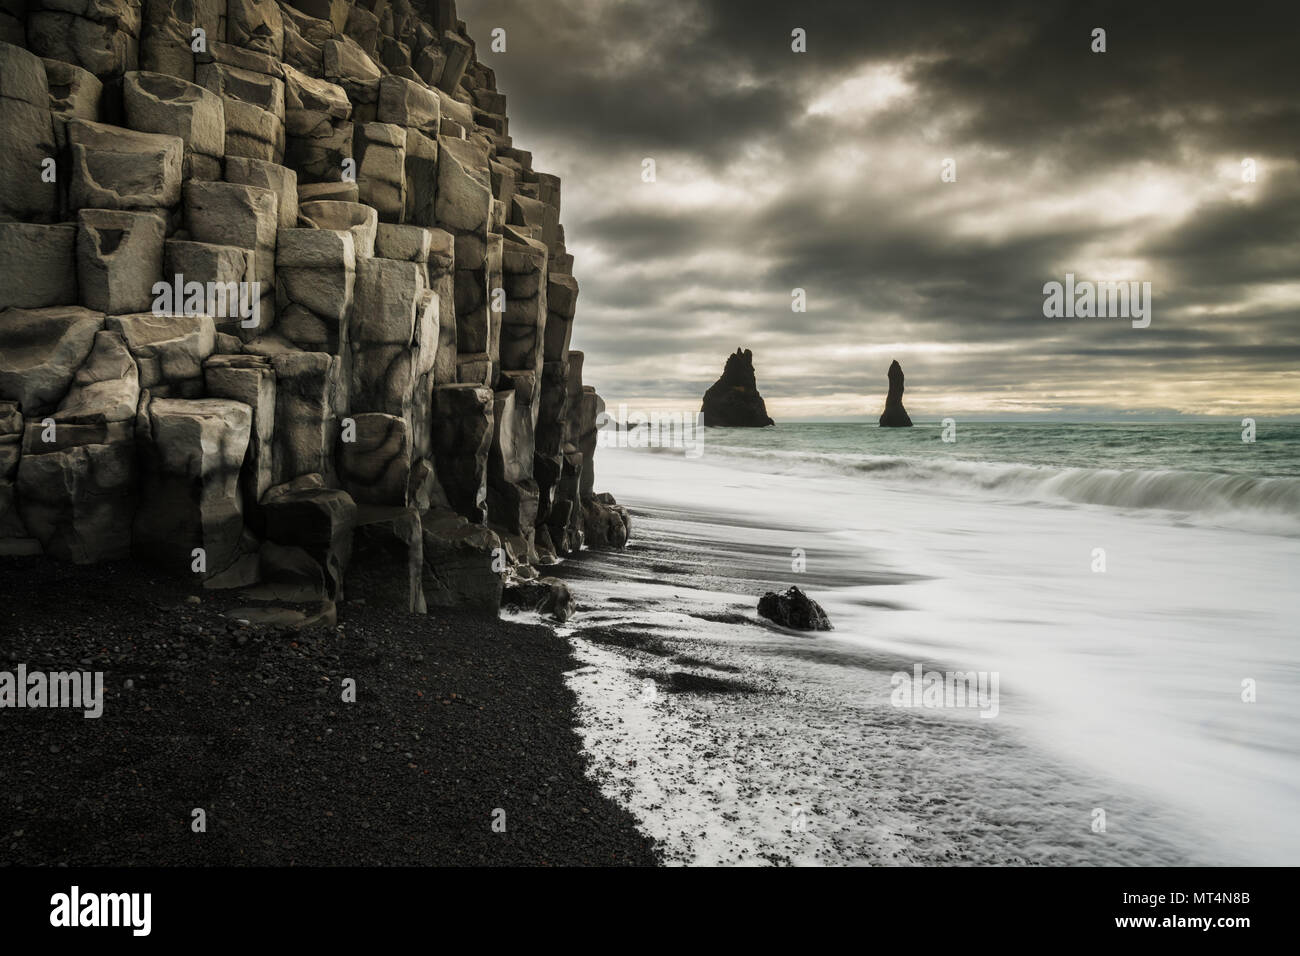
[0,2,626,614]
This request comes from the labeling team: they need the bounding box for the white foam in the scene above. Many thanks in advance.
[567,446,1300,865]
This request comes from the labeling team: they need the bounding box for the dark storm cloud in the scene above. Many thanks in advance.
[1141,169,1300,287]
[457,0,1300,417]
[467,0,1300,159]
[579,209,722,262]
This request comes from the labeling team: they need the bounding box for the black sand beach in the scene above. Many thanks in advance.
[0,557,659,867]
[546,490,1211,866]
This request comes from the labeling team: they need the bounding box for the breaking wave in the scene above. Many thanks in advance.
[700,445,1300,530]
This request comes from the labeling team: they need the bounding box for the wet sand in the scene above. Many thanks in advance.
[549,495,1213,866]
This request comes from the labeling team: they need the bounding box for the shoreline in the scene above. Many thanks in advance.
[547,446,1291,865]
[552,507,1208,866]
[0,556,660,867]
[4,435,1294,867]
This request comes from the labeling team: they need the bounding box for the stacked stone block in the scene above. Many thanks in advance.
[0,0,624,613]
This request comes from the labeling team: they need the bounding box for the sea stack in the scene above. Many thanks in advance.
[878,360,913,427]
[701,348,774,427]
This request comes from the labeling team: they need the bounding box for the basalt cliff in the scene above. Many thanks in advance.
[0,0,627,620]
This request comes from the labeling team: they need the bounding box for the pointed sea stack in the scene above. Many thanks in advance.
[878,360,913,427]
[701,348,775,427]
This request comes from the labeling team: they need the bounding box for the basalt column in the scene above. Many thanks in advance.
[0,0,626,617]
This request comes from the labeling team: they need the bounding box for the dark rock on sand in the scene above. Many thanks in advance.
[701,348,774,427]
[878,359,914,427]
[757,586,833,631]
[582,492,631,549]
[503,576,575,622]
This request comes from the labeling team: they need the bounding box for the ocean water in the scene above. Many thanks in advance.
[670,421,1300,534]
[560,421,1300,865]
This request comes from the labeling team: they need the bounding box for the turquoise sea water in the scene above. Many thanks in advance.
[578,426,1300,864]
[675,421,1300,527]
[705,421,1300,476]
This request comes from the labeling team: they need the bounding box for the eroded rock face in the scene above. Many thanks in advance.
[0,402,29,550]
[68,118,184,211]
[123,71,226,179]
[17,438,136,563]
[878,359,913,427]
[0,223,78,309]
[262,478,356,600]
[76,209,167,315]
[0,1,628,613]
[25,4,140,80]
[271,351,339,484]
[421,507,501,614]
[0,306,104,416]
[338,411,409,505]
[432,383,492,523]
[134,396,254,582]
[0,41,58,223]
[276,226,354,351]
[106,312,217,395]
[701,348,774,427]
[203,353,275,502]
[56,329,140,424]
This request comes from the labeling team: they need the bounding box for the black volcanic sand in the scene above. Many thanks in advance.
[0,556,660,866]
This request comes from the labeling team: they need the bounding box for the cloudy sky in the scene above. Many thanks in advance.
[460,0,1300,420]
